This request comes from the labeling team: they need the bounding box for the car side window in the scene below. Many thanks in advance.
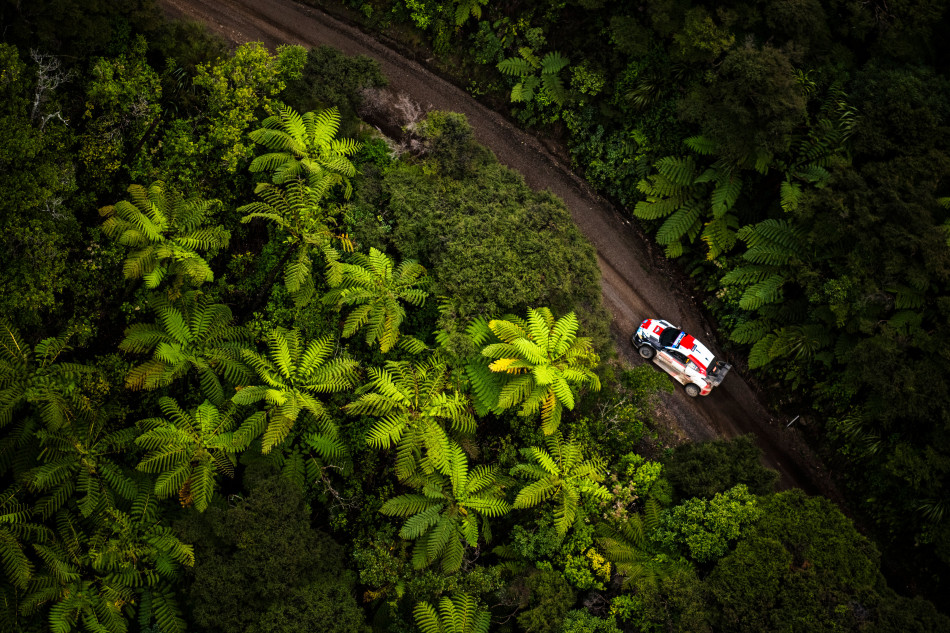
[668,351,688,364]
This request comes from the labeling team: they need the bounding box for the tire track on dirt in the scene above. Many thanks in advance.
[159,0,839,498]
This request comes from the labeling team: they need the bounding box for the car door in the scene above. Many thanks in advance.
[656,349,689,384]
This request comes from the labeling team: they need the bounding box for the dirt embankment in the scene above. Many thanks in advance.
[158,0,841,501]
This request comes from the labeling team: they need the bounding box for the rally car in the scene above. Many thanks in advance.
[631,319,731,397]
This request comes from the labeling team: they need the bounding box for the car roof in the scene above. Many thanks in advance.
[645,319,716,369]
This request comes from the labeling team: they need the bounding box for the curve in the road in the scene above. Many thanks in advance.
[158,0,839,499]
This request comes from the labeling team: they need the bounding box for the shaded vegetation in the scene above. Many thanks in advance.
[0,0,946,631]
[316,0,950,604]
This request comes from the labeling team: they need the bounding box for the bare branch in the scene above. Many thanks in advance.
[29,49,73,130]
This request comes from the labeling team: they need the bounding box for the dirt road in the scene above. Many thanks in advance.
[158,0,837,498]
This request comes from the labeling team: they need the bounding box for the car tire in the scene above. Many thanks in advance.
[638,345,656,360]
[684,383,701,398]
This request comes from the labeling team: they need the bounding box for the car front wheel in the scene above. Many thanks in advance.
[684,383,701,397]
[638,345,656,360]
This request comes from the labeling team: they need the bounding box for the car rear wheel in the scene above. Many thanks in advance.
[684,383,701,398]
[638,345,656,360]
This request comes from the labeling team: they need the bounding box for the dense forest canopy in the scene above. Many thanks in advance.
[0,0,948,631]
[304,0,950,603]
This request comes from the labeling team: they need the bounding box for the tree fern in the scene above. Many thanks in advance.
[99,181,228,298]
[747,334,778,369]
[414,593,490,633]
[510,434,609,535]
[22,499,192,633]
[635,153,744,259]
[497,48,571,106]
[120,292,251,404]
[477,308,599,435]
[233,328,358,455]
[0,322,92,431]
[135,398,245,511]
[249,105,361,199]
[738,219,805,265]
[656,203,703,247]
[701,215,740,260]
[347,357,474,479]
[238,180,352,308]
[25,406,137,520]
[765,325,833,365]
[729,319,772,345]
[737,274,787,311]
[684,135,717,156]
[0,486,48,590]
[595,505,668,589]
[324,247,429,353]
[380,443,509,572]
[454,0,488,25]
[779,180,803,212]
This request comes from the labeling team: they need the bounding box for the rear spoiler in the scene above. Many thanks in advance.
[707,360,732,386]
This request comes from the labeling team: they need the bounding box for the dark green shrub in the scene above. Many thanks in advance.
[514,569,577,633]
[282,45,387,127]
[702,490,950,632]
[413,110,488,178]
[178,473,369,633]
[663,435,779,501]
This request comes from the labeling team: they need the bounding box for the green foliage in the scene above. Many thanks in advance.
[702,490,947,632]
[0,44,78,325]
[663,436,779,501]
[511,433,610,535]
[324,247,429,353]
[379,443,510,573]
[378,149,610,351]
[233,327,358,455]
[0,322,91,431]
[347,356,474,479]
[180,473,368,633]
[3,3,950,623]
[135,398,246,511]
[653,484,761,563]
[119,291,251,404]
[511,569,576,633]
[671,7,735,63]
[558,610,621,633]
[81,35,162,188]
[610,564,712,633]
[281,45,387,126]
[249,105,361,197]
[413,593,490,633]
[413,111,485,179]
[173,42,306,178]
[473,307,600,434]
[99,181,229,295]
[497,48,571,106]
[680,43,807,164]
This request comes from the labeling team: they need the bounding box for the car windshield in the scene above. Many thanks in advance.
[659,328,682,347]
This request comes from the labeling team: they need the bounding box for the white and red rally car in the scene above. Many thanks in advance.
[632,319,731,397]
